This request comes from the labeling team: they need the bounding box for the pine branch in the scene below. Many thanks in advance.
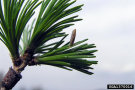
[0,0,98,89]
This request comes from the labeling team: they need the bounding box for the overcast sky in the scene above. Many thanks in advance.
[0,0,135,90]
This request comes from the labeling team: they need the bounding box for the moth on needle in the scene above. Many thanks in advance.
[70,29,76,46]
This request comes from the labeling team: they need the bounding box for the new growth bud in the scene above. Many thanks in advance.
[70,29,76,46]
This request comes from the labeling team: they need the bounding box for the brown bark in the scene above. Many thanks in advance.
[0,48,34,90]
[1,68,22,90]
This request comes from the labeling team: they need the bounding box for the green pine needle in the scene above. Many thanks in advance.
[0,0,98,75]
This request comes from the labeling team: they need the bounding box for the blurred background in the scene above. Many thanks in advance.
[0,0,135,90]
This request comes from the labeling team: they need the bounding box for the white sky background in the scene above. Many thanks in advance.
[0,0,135,90]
